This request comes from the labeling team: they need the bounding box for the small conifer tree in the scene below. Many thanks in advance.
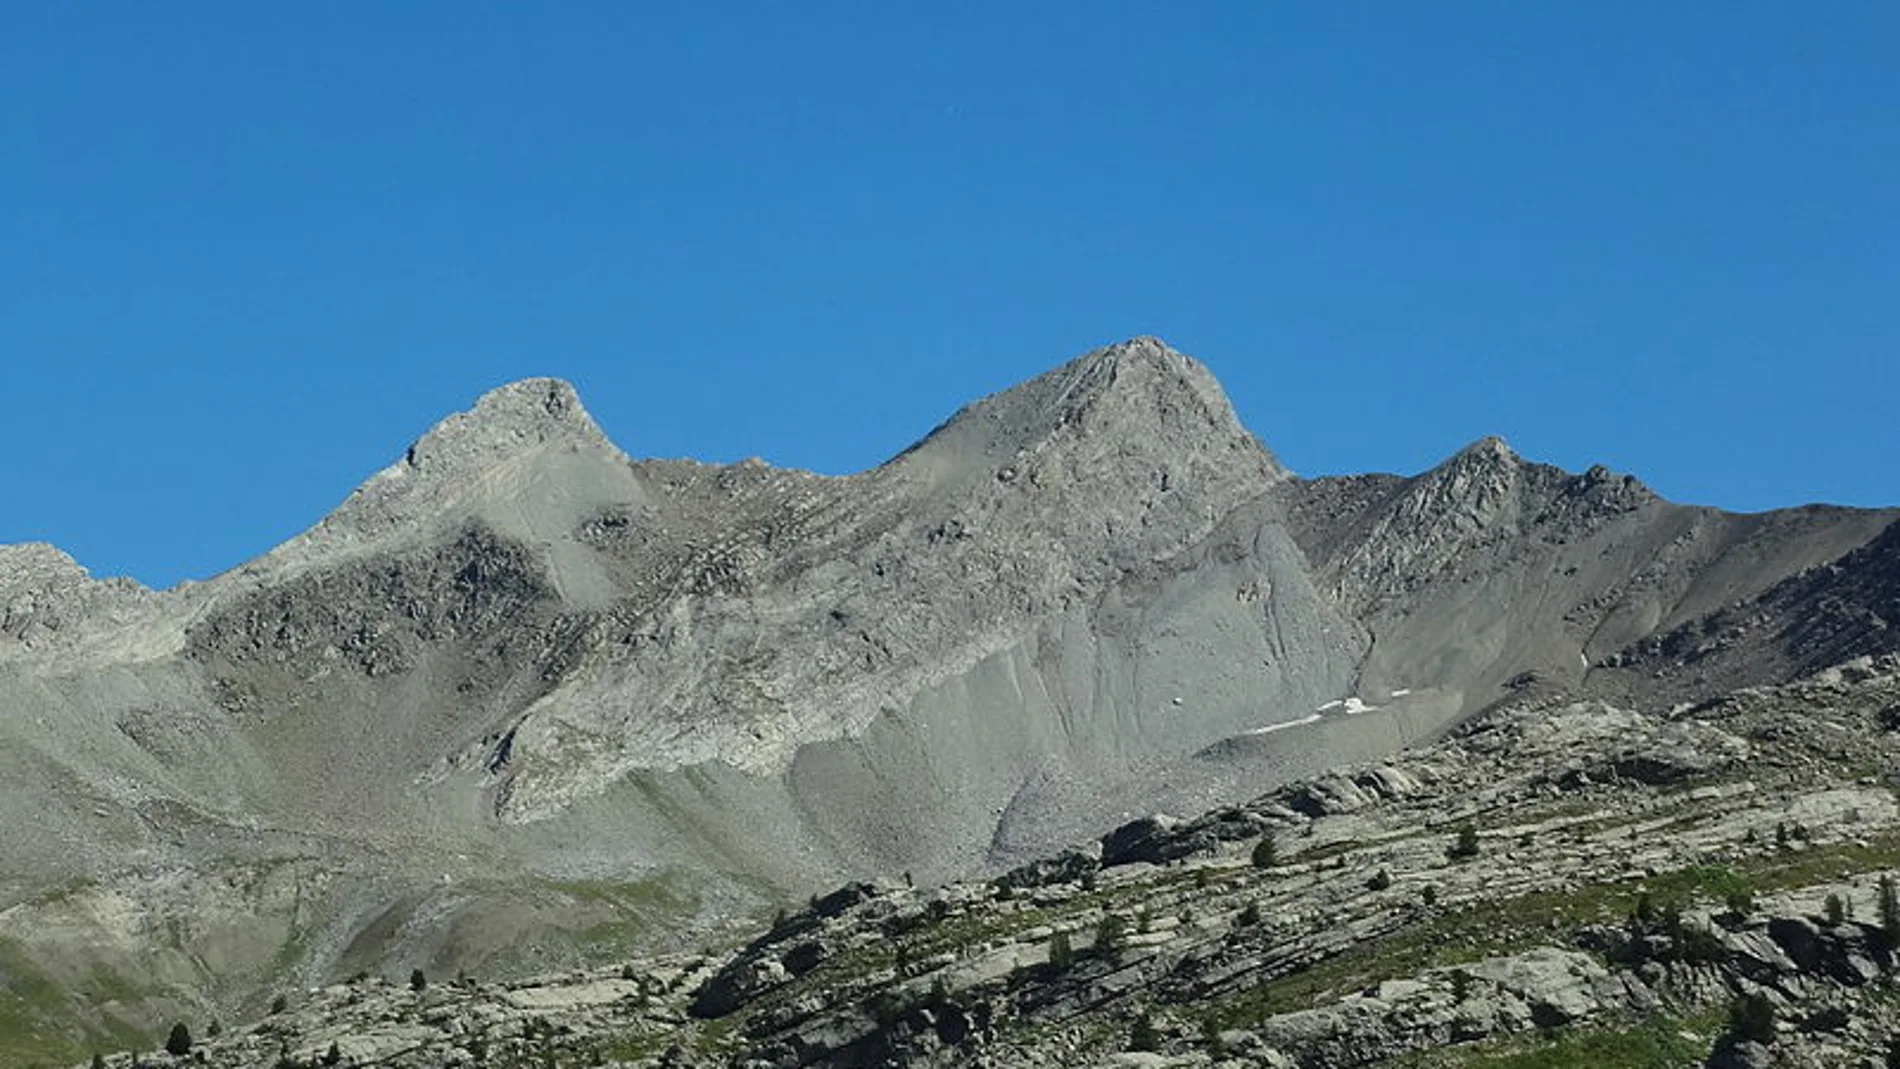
[1448,822,1480,861]
[1096,913,1128,959]
[1729,993,1776,1045]
[165,1021,192,1057]
[1251,832,1277,869]
[1048,929,1075,970]
[1129,1012,1161,1053]
[1880,874,1900,947]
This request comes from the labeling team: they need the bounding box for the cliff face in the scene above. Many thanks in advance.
[0,337,1894,1063]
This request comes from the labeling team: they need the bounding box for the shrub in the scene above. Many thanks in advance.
[1251,833,1278,869]
[1881,874,1900,948]
[1421,884,1439,908]
[270,993,288,1014]
[1827,893,1847,926]
[1048,930,1075,970]
[1447,822,1480,861]
[1129,1012,1161,1053]
[1096,914,1129,959]
[1729,993,1776,1045]
[165,1022,192,1057]
[410,967,427,992]
[1236,900,1262,927]
[1367,869,1393,892]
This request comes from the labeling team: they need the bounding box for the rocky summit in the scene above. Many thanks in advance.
[2,338,1896,1068]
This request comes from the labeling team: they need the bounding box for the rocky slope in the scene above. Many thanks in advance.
[1,337,1895,1064]
[68,655,1900,1068]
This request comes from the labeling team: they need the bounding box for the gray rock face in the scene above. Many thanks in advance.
[119,656,1900,1068]
[1,337,1897,1062]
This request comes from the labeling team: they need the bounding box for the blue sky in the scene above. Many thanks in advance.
[4,4,1896,588]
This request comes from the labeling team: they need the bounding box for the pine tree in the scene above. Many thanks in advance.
[1129,1012,1161,1052]
[1880,874,1900,948]
[1251,832,1277,869]
[165,1022,192,1057]
[1096,913,1128,959]
[1448,822,1480,861]
[1048,929,1075,970]
[1729,993,1776,1045]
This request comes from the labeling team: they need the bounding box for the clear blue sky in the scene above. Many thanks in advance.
[5,4,1896,588]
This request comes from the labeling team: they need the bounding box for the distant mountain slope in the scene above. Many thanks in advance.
[0,337,1892,1061]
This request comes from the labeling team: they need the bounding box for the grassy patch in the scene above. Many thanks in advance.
[1207,865,1756,1027]
[0,937,151,1068]
[549,874,698,957]
[1401,1012,1719,1068]
[1206,826,1900,1031]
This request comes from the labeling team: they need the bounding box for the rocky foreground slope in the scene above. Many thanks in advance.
[72,655,1900,1068]
[2,338,1896,1063]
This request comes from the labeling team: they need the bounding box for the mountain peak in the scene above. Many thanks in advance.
[401,377,611,477]
[259,378,626,566]
[896,337,1282,478]
[1452,435,1519,465]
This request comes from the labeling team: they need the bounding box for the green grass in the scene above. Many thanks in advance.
[1400,1012,1719,1068]
[0,937,152,1068]
[1207,863,1761,1028]
[545,873,700,961]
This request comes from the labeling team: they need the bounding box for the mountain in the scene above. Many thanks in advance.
[1,337,1895,1065]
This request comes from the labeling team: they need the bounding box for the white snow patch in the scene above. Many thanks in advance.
[1246,713,1323,736]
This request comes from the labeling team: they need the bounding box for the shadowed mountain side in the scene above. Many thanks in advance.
[1276,442,1897,711]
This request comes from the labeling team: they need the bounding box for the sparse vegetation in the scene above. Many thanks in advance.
[1048,930,1074,970]
[1448,822,1480,861]
[1881,874,1900,947]
[1252,832,1278,869]
[1728,993,1776,1045]
[1129,1011,1162,1052]
[1096,914,1129,960]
